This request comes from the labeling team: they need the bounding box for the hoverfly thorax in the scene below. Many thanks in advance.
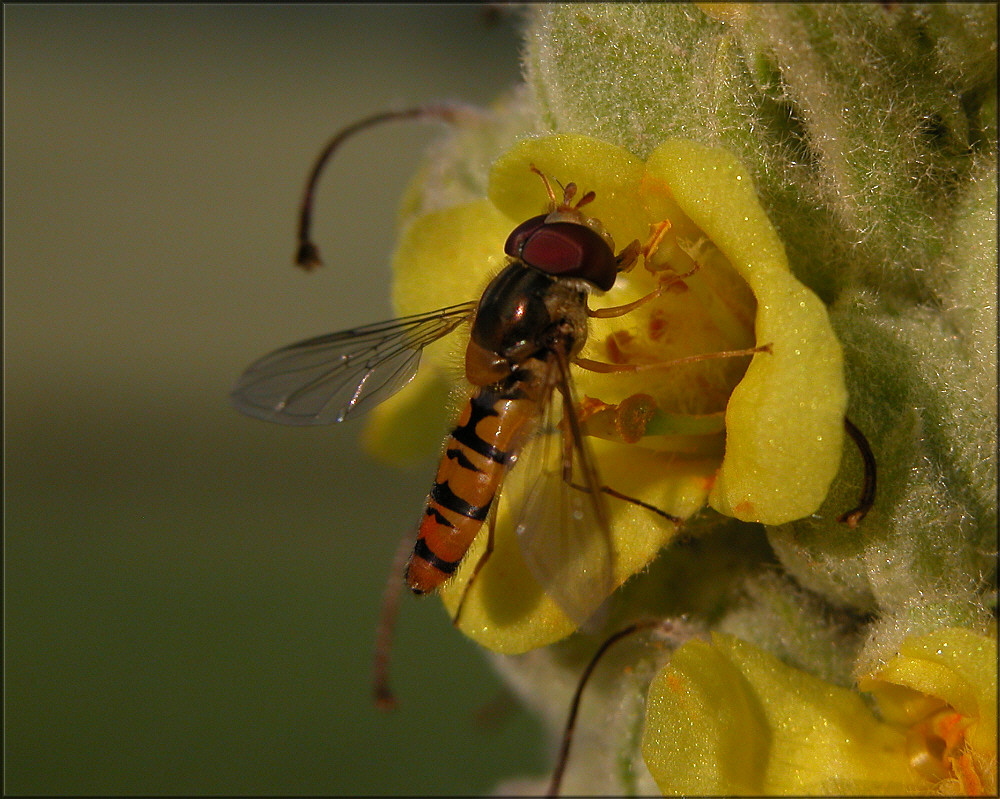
[470,265,557,361]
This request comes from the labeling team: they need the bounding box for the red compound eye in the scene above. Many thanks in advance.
[504,214,548,259]
[518,221,617,291]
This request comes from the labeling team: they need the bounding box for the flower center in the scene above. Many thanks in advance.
[907,706,987,795]
[580,213,758,443]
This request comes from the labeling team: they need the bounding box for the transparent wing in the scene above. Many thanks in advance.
[230,301,477,425]
[506,349,615,626]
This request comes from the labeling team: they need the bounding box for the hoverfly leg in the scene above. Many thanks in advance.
[598,484,683,525]
[654,260,702,285]
[565,480,682,525]
[612,219,705,280]
[611,221,670,276]
[609,219,673,277]
[837,416,877,528]
[588,263,701,319]
[372,530,417,710]
[451,500,499,628]
[613,240,643,273]
[587,287,664,319]
[559,413,576,483]
[574,342,773,375]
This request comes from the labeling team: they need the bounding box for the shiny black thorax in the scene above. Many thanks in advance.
[469,261,590,394]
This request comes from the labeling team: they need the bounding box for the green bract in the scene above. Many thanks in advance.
[369,133,846,653]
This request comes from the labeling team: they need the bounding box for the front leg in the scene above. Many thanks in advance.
[596,221,703,319]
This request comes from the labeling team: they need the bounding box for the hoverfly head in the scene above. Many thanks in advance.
[502,165,619,292]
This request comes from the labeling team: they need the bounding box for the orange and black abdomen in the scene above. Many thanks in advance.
[406,387,536,594]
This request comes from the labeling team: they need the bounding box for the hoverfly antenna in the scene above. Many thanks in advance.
[528,163,560,208]
[527,165,594,214]
[296,104,473,270]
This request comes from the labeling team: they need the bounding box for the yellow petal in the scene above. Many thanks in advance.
[440,442,716,654]
[392,200,510,316]
[364,200,512,464]
[641,140,847,524]
[362,368,454,467]
[641,636,770,795]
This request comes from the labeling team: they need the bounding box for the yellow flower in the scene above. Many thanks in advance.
[860,627,998,796]
[367,134,847,653]
[642,628,996,795]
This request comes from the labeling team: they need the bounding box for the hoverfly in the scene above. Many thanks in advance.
[232,123,679,592]
[234,158,655,601]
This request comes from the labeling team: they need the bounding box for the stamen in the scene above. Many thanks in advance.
[372,531,417,710]
[837,417,877,527]
[546,620,661,797]
[546,619,696,797]
[298,104,475,269]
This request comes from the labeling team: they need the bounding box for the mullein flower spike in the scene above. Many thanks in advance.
[360,4,995,794]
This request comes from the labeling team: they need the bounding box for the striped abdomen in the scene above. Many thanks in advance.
[405,387,537,594]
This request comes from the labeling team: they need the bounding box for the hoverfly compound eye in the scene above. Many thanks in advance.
[504,214,549,259]
[516,220,618,292]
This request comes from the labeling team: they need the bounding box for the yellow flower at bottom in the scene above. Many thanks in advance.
[367,134,847,653]
[641,628,996,796]
[860,627,998,795]
[642,634,928,796]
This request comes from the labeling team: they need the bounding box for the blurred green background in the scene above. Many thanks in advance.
[5,5,546,795]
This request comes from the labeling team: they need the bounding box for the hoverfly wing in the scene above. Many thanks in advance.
[509,351,615,626]
[231,301,477,425]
